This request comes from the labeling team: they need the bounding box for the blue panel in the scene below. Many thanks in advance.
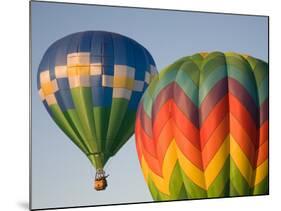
[48,45,58,81]
[78,31,92,52]
[128,91,142,110]
[145,48,156,66]
[124,39,135,67]
[91,56,102,64]
[55,90,74,111]
[112,34,127,66]
[91,87,112,107]
[90,75,102,87]
[67,32,82,54]
[90,32,103,57]
[54,36,71,66]
[143,83,148,90]
[103,65,114,75]
[132,42,148,81]
[103,56,114,66]
[103,36,114,58]
[57,78,70,90]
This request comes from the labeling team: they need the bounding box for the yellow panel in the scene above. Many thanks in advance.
[67,66,77,77]
[41,81,54,96]
[40,70,51,84]
[113,76,135,90]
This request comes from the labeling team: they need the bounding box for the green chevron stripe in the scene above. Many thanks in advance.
[207,156,230,197]
[225,55,259,105]
[174,60,200,106]
[257,77,269,105]
[252,176,268,195]
[169,162,188,200]
[230,157,251,195]
[189,53,205,68]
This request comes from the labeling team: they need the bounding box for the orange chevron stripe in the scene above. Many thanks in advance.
[152,99,200,151]
[140,140,162,176]
[140,134,268,195]
[229,93,258,146]
[201,115,229,169]
[230,113,256,167]
[200,95,229,148]
[173,121,203,170]
[171,101,200,149]
[152,99,172,140]
[256,141,268,166]
[156,118,174,166]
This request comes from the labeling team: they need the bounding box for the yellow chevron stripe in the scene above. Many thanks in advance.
[254,159,268,186]
[176,141,206,189]
[230,135,254,185]
[204,135,230,187]
[141,135,268,195]
[141,140,178,195]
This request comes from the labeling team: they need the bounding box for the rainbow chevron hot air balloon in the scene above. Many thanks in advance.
[37,31,157,190]
[135,52,268,200]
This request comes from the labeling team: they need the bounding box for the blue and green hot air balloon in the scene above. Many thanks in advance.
[37,31,157,190]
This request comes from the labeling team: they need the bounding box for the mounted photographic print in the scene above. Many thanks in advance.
[30,1,269,210]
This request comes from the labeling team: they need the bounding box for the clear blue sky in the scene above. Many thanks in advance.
[31,1,268,209]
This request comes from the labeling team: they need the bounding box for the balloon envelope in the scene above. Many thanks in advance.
[38,31,157,172]
[135,52,268,200]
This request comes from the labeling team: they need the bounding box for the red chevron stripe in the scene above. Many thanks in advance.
[256,141,268,167]
[200,78,228,123]
[135,115,157,157]
[172,120,203,170]
[139,103,153,138]
[229,113,256,167]
[156,118,174,166]
[152,99,172,140]
[201,115,229,168]
[228,78,259,124]
[200,94,229,148]
[229,93,258,148]
[172,101,201,149]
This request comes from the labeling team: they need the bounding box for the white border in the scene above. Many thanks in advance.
[1,0,279,211]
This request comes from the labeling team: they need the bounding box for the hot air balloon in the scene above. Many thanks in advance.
[37,31,157,190]
[135,52,268,200]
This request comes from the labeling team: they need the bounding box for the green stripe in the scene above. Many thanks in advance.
[207,156,230,197]
[92,107,110,155]
[225,55,259,105]
[230,157,251,195]
[252,176,269,195]
[175,59,200,106]
[110,110,136,156]
[105,99,129,155]
[71,87,104,168]
[169,162,188,200]
[49,105,88,154]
